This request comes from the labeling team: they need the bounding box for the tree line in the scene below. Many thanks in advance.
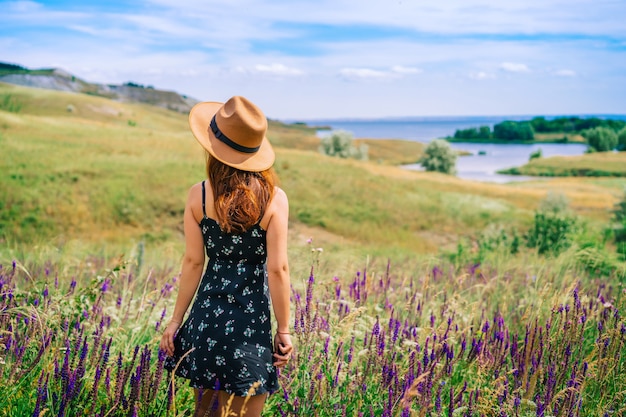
[452,116,626,151]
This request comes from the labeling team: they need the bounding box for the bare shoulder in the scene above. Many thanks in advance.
[261,187,288,229]
[271,187,289,212]
[186,181,205,220]
[187,181,204,203]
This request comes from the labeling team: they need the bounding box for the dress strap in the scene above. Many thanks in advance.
[201,180,207,218]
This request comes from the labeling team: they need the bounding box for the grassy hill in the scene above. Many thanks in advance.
[1,82,624,260]
[0,62,198,113]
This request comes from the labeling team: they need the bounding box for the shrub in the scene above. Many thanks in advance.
[539,191,570,213]
[526,192,578,255]
[529,148,542,161]
[582,126,618,152]
[419,139,457,174]
[611,189,626,256]
[0,93,22,113]
[319,130,368,160]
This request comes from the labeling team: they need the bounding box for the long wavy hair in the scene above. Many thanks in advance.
[206,153,276,234]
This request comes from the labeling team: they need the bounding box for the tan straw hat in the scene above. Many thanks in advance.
[189,96,275,172]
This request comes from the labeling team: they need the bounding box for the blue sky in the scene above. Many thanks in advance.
[1,0,625,119]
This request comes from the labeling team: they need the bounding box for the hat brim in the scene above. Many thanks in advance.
[188,101,275,172]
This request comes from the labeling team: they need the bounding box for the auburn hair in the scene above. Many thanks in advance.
[206,154,276,234]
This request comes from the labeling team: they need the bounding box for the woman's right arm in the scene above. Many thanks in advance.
[160,184,205,356]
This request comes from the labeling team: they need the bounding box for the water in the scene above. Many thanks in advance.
[296,115,625,183]
[307,116,529,142]
[405,142,588,183]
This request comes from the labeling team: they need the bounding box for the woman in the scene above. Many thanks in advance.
[160,96,293,417]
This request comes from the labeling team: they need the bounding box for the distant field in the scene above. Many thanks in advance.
[534,132,586,143]
[500,152,626,177]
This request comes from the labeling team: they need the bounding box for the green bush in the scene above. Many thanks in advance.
[539,191,569,213]
[529,148,542,161]
[0,93,22,113]
[419,139,457,174]
[526,192,578,255]
[582,126,618,152]
[319,130,368,160]
[611,189,626,256]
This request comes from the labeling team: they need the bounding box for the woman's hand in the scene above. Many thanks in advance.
[160,321,181,357]
[273,332,293,367]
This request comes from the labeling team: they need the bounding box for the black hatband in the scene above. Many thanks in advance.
[210,116,260,154]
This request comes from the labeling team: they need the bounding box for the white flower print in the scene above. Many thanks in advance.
[213,306,224,317]
[260,312,268,323]
[243,327,255,338]
[198,320,208,331]
[245,301,255,314]
[215,356,226,366]
[220,277,231,289]
[225,319,235,334]
[227,294,235,304]
[251,228,261,237]
[256,344,266,356]
[238,364,251,379]
[232,235,243,244]
[206,338,217,350]
[242,286,252,296]
[233,349,245,359]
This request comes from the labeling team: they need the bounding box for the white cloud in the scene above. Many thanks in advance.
[337,66,422,81]
[500,62,530,73]
[2,0,625,118]
[253,63,304,76]
[553,69,577,77]
[391,65,423,75]
[142,0,626,37]
[232,63,304,77]
[469,71,495,80]
[339,68,392,81]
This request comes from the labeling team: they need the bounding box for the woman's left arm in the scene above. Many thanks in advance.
[265,189,293,366]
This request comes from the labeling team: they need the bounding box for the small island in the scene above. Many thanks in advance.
[447,116,625,144]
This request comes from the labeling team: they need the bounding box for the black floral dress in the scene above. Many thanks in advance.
[164,181,278,396]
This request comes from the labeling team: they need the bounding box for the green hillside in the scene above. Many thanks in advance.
[1,82,624,258]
